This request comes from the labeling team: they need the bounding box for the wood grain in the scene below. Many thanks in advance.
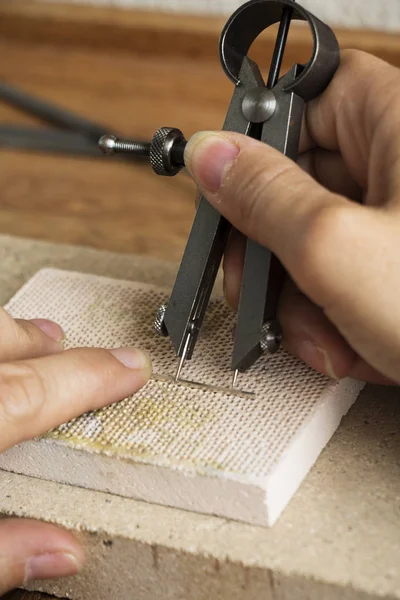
[1,1,400,67]
[1,2,400,600]
[0,37,221,262]
[0,8,399,262]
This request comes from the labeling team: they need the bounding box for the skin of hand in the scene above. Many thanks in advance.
[184,50,400,385]
[0,309,151,594]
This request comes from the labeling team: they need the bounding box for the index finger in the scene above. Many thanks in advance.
[0,347,152,452]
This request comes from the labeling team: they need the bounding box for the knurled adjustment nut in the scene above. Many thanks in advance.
[150,127,185,177]
[154,304,168,337]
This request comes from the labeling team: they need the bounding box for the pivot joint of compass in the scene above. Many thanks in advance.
[242,89,277,123]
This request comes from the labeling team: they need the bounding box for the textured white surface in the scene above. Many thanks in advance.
[0,268,365,526]
[41,0,400,31]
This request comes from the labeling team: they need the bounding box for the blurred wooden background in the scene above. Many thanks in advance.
[0,2,400,598]
[1,1,400,264]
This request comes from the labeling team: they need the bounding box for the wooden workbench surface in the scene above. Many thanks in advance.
[1,2,400,599]
[0,38,215,264]
[1,2,400,263]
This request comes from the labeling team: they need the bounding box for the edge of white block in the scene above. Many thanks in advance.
[266,377,366,525]
[0,378,364,527]
[0,438,269,526]
[1,268,366,526]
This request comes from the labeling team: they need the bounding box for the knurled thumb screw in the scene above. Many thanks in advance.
[98,127,187,177]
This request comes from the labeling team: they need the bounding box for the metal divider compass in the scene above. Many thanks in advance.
[99,0,340,391]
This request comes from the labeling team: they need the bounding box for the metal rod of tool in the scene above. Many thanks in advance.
[0,83,156,159]
[0,125,108,157]
[267,5,294,88]
[0,82,107,142]
[231,3,295,382]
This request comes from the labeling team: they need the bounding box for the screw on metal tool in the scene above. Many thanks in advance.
[98,135,151,157]
[99,127,187,177]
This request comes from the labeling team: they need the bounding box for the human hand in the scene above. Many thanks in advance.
[0,307,151,593]
[184,50,400,384]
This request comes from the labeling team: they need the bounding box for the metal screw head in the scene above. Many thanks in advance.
[242,89,277,124]
[260,320,283,354]
[98,134,117,155]
[154,304,169,337]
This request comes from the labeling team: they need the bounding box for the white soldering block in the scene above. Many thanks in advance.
[0,268,365,526]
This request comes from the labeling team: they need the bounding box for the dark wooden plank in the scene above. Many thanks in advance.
[2,591,25,600]
[2,592,58,599]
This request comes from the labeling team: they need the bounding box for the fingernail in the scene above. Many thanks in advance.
[297,340,340,380]
[109,347,152,371]
[25,552,81,582]
[30,319,65,343]
[185,132,240,193]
